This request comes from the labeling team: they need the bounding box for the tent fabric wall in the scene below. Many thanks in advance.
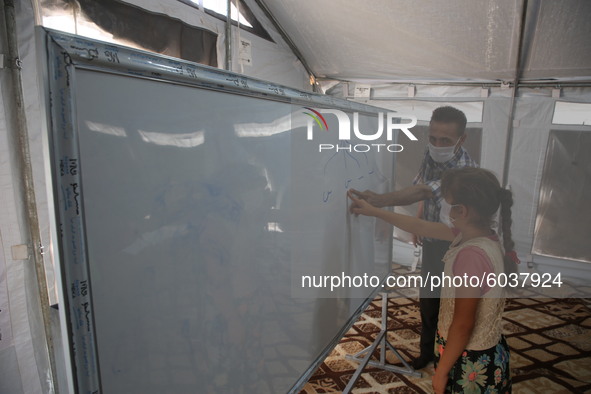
[508,90,591,280]
[508,97,555,256]
[1,1,590,393]
[340,83,591,283]
[334,82,514,176]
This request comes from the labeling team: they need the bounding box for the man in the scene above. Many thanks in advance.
[350,106,478,370]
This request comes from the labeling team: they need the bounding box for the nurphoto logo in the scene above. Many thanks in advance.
[302,108,418,152]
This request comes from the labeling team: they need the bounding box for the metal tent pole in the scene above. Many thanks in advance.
[501,0,531,188]
[1,0,58,391]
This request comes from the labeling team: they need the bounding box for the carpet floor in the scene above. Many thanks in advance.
[299,265,591,393]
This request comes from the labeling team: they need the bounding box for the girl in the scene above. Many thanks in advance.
[348,167,515,393]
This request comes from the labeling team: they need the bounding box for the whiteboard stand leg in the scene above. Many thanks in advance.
[343,292,421,393]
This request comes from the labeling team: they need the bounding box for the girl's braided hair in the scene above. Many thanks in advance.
[441,167,517,275]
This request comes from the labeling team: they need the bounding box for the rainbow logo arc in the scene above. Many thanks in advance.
[303,107,329,131]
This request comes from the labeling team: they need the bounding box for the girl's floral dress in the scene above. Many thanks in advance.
[434,331,511,393]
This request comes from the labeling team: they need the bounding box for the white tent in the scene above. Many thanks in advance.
[1,0,590,392]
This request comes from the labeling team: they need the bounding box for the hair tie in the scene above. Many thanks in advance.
[505,250,520,264]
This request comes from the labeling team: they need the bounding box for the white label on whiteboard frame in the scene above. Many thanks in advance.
[239,38,252,66]
[354,84,371,98]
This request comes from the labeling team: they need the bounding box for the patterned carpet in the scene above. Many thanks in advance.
[299,265,591,393]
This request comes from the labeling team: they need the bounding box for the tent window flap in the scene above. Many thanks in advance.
[532,130,591,263]
[40,0,218,66]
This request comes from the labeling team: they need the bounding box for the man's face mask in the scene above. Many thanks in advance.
[428,138,461,163]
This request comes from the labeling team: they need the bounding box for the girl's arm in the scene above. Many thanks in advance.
[348,184,433,207]
[432,289,480,393]
[348,191,455,242]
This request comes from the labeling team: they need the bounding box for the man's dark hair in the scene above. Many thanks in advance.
[430,106,467,136]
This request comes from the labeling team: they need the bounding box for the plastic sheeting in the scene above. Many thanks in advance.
[38,0,313,91]
[40,0,219,66]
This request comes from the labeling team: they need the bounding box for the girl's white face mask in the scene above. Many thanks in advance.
[439,200,461,228]
[428,138,461,163]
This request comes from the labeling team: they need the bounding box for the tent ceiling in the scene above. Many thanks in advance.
[521,1,591,81]
[261,0,591,83]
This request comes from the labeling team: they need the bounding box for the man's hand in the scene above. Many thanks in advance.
[413,200,424,246]
[348,191,381,217]
[412,233,423,247]
[348,189,387,208]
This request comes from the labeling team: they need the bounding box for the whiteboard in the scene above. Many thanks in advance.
[44,29,395,393]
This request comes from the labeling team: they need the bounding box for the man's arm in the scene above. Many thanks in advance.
[349,184,434,207]
[412,201,424,246]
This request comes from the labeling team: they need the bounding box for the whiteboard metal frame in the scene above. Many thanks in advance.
[42,27,394,393]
